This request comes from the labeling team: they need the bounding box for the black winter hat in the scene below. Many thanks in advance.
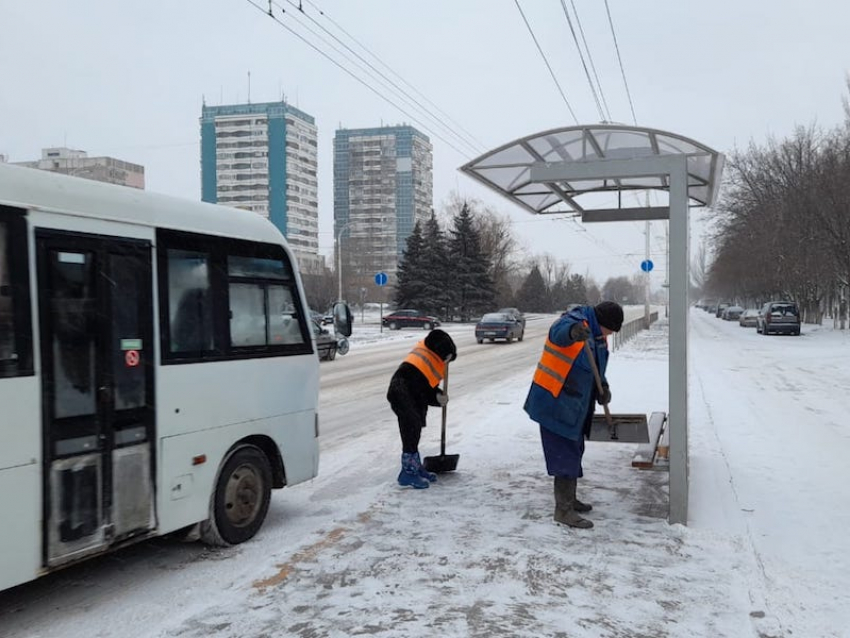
[424,328,457,362]
[594,301,624,332]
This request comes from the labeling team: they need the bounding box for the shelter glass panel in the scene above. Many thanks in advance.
[593,130,652,155]
[656,135,700,155]
[475,166,530,191]
[475,144,537,168]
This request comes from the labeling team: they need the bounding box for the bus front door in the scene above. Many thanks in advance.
[37,232,156,567]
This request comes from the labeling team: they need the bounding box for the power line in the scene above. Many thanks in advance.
[569,0,612,122]
[301,0,487,154]
[558,0,606,122]
[603,0,637,125]
[242,0,472,158]
[276,0,484,156]
[513,0,579,124]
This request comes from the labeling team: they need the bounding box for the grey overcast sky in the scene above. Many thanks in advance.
[2,0,849,284]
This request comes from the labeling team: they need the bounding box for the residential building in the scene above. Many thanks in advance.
[333,125,433,301]
[12,147,145,189]
[200,100,321,272]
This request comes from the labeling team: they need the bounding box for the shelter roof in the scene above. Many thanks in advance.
[460,124,723,216]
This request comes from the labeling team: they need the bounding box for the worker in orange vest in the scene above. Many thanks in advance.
[523,301,623,529]
[387,329,457,489]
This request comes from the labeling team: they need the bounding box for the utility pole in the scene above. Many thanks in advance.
[664,220,670,318]
[644,219,651,328]
[644,191,651,328]
[336,221,352,302]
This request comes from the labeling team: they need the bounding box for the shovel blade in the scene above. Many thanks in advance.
[422,453,459,473]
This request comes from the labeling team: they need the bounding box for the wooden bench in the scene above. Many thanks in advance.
[631,411,667,469]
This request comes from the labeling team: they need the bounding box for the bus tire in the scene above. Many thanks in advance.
[201,445,272,546]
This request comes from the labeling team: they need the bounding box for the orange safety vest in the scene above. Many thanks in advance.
[403,341,446,388]
[532,332,585,398]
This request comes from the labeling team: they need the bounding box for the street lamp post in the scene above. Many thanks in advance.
[336,221,352,302]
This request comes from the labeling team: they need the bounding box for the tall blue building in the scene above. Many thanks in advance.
[200,101,320,268]
[333,125,433,298]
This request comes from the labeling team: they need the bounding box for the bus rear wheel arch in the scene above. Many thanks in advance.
[201,445,272,546]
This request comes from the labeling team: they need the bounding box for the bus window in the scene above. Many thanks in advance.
[228,255,306,347]
[0,221,15,362]
[0,212,32,377]
[268,287,304,345]
[158,229,313,362]
[167,249,215,355]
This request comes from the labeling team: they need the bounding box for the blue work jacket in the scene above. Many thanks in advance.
[523,306,610,441]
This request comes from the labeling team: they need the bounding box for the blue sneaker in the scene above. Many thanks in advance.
[398,453,430,489]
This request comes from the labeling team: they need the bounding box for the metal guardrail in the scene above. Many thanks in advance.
[612,311,658,351]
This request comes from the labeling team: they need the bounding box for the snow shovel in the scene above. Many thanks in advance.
[423,361,459,473]
[583,340,618,440]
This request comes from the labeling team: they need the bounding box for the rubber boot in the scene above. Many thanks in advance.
[398,452,430,489]
[553,477,593,529]
[414,452,437,483]
[574,483,592,513]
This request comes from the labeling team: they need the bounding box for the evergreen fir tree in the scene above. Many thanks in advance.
[420,212,451,318]
[447,203,496,321]
[566,273,588,304]
[516,265,549,312]
[394,222,426,308]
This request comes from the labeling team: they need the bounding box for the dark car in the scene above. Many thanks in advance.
[382,309,440,330]
[722,305,744,321]
[311,319,339,360]
[757,301,800,336]
[475,312,525,344]
[498,307,526,329]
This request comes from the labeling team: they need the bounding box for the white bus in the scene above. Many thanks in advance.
[0,163,350,592]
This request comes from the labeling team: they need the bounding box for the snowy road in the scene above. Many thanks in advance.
[2,308,849,637]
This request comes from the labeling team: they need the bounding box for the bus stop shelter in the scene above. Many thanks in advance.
[460,124,724,524]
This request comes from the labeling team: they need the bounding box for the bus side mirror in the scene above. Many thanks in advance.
[333,301,353,337]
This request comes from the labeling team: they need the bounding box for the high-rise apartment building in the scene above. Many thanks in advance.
[200,101,320,271]
[333,125,433,300]
[12,147,145,189]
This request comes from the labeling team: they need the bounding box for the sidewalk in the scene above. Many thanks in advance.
[163,319,767,638]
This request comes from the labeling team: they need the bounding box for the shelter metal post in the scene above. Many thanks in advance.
[668,157,689,525]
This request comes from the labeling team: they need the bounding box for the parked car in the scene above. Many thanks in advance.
[497,307,526,329]
[738,309,760,327]
[382,309,440,330]
[757,301,801,336]
[475,312,524,343]
[311,319,339,360]
[715,303,730,318]
[722,305,744,321]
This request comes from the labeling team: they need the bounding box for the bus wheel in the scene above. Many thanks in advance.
[201,446,272,546]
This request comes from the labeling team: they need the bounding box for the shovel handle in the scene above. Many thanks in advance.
[440,361,449,455]
[583,339,617,439]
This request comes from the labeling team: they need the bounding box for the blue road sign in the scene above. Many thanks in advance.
[640,259,654,273]
[375,271,388,286]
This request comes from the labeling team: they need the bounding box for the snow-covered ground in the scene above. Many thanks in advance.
[2,306,849,637]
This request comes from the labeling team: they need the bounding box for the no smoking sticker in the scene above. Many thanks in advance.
[125,350,140,367]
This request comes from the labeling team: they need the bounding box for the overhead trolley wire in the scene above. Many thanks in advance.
[513,0,579,125]
[276,0,484,156]
[604,0,637,125]
[242,0,473,159]
[558,0,606,123]
[301,0,487,154]
[568,0,612,122]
